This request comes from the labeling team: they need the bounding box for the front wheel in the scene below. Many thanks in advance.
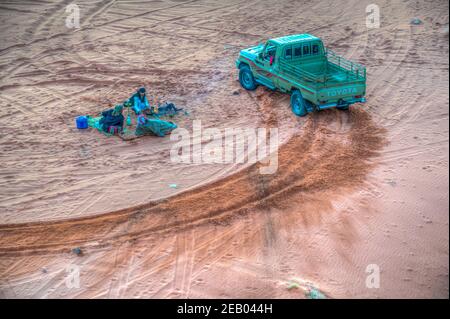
[239,65,257,91]
[290,90,308,117]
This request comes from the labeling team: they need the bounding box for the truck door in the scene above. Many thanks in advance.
[254,42,278,89]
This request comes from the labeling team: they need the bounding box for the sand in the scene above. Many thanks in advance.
[0,0,448,298]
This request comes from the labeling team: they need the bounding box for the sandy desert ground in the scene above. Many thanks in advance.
[0,0,448,298]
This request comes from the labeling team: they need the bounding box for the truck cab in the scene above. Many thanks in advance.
[236,34,366,116]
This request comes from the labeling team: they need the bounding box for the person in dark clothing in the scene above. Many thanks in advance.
[99,104,124,133]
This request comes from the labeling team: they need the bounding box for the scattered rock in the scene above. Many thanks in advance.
[386,179,397,187]
[305,287,327,299]
[232,90,240,96]
[42,268,48,274]
[410,18,422,25]
[287,282,300,290]
[72,247,82,256]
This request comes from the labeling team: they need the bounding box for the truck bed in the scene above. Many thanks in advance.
[279,49,366,88]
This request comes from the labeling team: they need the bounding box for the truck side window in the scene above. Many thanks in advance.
[294,46,302,57]
[285,48,292,59]
[303,44,310,56]
[312,44,319,55]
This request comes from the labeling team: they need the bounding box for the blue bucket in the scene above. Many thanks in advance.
[76,116,88,129]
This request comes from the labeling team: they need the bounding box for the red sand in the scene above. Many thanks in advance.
[0,0,448,298]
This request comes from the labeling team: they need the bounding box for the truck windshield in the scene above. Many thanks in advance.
[264,44,277,61]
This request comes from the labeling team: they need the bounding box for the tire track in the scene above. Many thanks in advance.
[0,101,386,256]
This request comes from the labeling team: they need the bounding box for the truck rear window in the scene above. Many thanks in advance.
[303,45,310,56]
[285,48,292,59]
[312,44,319,55]
[294,46,302,57]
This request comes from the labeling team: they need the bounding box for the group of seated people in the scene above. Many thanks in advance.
[99,87,178,137]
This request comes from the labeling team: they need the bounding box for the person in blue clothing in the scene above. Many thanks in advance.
[128,87,150,114]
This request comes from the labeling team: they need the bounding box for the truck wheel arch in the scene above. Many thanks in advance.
[291,87,314,105]
[238,62,250,70]
[290,87,302,96]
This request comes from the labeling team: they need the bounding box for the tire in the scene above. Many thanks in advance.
[337,105,349,111]
[239,65,257,91]
[290,90,308,117]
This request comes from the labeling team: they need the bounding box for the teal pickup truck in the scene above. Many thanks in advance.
[235,34,366,116]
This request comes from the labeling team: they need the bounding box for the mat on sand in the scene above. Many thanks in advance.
[87,114,177,140]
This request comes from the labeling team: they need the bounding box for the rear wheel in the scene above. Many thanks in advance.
[337,105,350,111]
[239,65,257,91]
[290,90,308,117]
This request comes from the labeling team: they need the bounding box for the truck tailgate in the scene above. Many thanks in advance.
[318,81,366,101]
